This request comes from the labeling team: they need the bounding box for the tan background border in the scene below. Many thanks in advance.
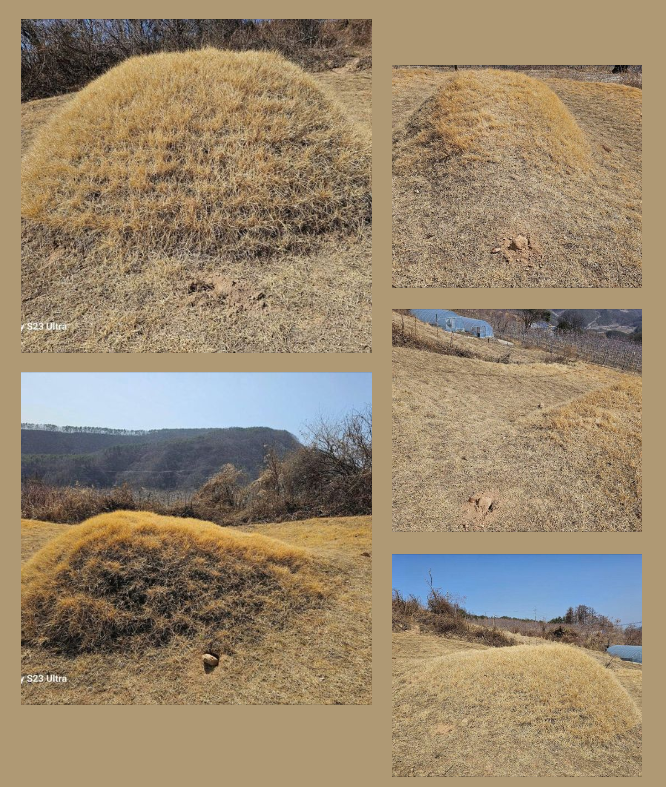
[11,2,656,785]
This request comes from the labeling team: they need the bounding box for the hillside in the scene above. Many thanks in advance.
[21,513,372,705]
[21,51,372,353]
[392,630,641,777]
[21,426,226,454]
[549,308,642,332]
[392,69,642,288]
[392,333,642,531]
[21,426,299,490]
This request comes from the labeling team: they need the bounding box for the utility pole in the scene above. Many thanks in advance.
[533,607,537,622]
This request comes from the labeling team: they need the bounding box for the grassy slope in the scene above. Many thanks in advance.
[21,515,371,704]
[21,67,371,353]
[392,630,642,777]
[392,69,641,288]
[392,339,642,531]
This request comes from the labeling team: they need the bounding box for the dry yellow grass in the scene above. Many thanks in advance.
[21,513,371,704]
[392,344,642,531]
[21,518,69,563]
[392,69,642,288]
[393,633,642,777]
[21,55,372,353]
[245,516,371,554]
[22,49,370,258]
[22,511,325,653]
[397,70,591,172]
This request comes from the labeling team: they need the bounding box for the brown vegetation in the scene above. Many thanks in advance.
[392,69,642,288]
[22,50,370,260]
[392,589,513,647]
[393,632,641,777]
[22,19,372,101]
[21,514,371,704]
[22,410,372,526]
[22,51,372,353]
[392,340,641,531]
[22,511,326,654]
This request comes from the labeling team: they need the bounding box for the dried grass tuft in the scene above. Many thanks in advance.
[399,69,591,173]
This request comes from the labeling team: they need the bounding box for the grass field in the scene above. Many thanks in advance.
[392,326,642,531]
[21,513,371,704]
[21,52,372,353]
[392,630,642,777]
[392,68,641,288]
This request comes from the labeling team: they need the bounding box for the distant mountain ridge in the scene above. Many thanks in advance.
[21,426,300,490]
[549,309,642,333]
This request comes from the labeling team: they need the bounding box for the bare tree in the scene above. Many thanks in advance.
[519,309,551,331]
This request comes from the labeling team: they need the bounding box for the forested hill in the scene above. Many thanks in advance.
[21,426,299,490]
[549,309,642,332]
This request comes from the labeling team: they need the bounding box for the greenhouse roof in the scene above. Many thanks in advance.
[607,645,642,663]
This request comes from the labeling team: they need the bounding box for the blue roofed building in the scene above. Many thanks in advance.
[410,309,494,339]
[607,645,642,663]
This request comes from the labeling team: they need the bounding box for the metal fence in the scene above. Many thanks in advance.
[497,326,642,374]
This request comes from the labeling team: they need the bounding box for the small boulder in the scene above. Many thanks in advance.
[509,235,528,251]
[203,653,219,667]
[491,247,501,254]
[478,496,494,513]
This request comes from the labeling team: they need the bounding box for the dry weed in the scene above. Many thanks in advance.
[21,55,372,352]
[21,511,326,654]
[21,514,372,704]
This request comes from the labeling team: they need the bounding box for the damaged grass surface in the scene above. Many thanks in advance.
[21,513,372,704]
[392,69,641,288]
[392,631,642,777]
[392,342,641,531]
[21,51,372,352]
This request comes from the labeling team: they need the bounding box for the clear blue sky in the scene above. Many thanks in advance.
[392,554,642,624]
[21,373,372,438]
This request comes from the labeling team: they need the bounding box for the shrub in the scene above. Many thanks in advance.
[392,587,513,647]
[21,479,149,523]
[22,19,372,101]
[22,410,372,526]
[191,464,246,523]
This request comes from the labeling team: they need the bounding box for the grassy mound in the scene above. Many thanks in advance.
[21,49,371,259]
[21,511,326,653]
[392,70,641,288]
[399,70,591,173]
[394,643,641,776]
